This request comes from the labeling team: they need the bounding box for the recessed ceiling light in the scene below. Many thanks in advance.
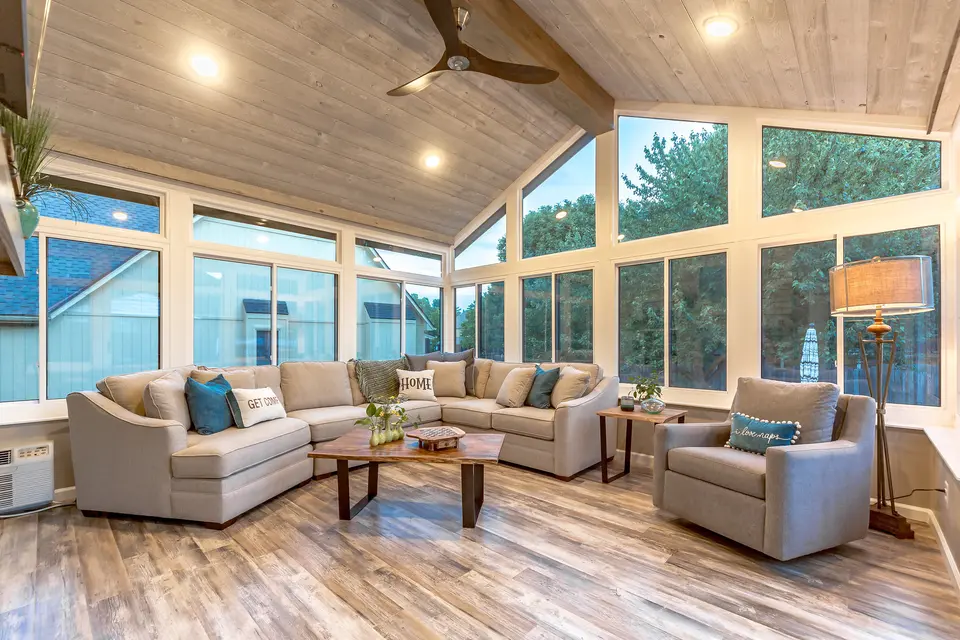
[190,55,220,78]
[423,154,441,169]
[768,159,787,169]
[256,235,269,244]
[112,211,128,221]
[617,234,625,241]
[555,210,567,220]
[704,16,738,38]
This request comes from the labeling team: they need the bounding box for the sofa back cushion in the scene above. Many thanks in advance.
[96,365,194,415]
[730,377,840,445]
[540,362,602,392]
[483,362,537,400]
[280,361,353,411]
[192,368,256,390]
[427,361,467,398]
[143,370,192,429]
[346,361,366,405]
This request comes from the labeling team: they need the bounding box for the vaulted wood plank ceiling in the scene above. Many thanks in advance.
[512,0,960,117]
[28,0,577,242]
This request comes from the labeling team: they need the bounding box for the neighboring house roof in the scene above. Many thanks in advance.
[35,190,160,233]
[364,302,400,320]
[243,299,289,315]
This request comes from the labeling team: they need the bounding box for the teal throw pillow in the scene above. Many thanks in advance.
[726,412,800,455]
[185,374,234,435]
[526,365,561,409]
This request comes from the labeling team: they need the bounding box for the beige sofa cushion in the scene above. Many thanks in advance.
[492,407,556,440]
[551,366,591,408]
[398,400,441,425]
[436,395,478,406]
[474,360,494,398]
[280,361,353,411]
[540,362,603,393]
[96,365,193,415]
[287,406,367,442]
[171,417,309,479]
[483,362,536,400]
[668,447,767,499]
[441,398,502,429]
[495,368,536,408]
[192,368,256,389]
[143,370,191,429]
[249,365,284,406]
[346,361,366,405]
[427,361,466,398]
[731,377,840,445]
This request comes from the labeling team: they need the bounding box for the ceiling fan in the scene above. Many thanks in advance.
[387,0,559,97]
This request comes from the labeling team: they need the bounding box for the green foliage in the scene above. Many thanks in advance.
[456,300,476,352]
[354,397,419,430]
[619,262,664,381]
[521,194,596,259]
[407,292,441,352]
[630,374,662,401]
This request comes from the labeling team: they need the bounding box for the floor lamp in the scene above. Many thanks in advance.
[829,255,935,539]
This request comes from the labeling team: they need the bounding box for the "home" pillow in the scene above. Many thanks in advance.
[397,370,437,402]
[226,387,286,428]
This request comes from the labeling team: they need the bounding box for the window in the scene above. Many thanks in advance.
[556,271,593,362]
[47,239,160,399]
[618,261,664,381]
[455,286,476,352]
[455,205,506,270]
[356,239,442,278]
[479,282,505,361]
[193,206,337,261]
[669,253,727,390]
[522,276,552,362]
[618,117,728,242]
[762,127,941,217]
[842,226,940,406]
[405,285,442,355]
[37,176,161,234]
[761,241,837,384]
[356,278,402,360]
[278,268,337,363]
[194,258,272,368]
[522,136,596,258]
[0,237,39,402]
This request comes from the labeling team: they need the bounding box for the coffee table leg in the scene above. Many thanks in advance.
[369,461,379,497]
[336,460,376,521]
[462,464,484,528]
[599,415,609,483]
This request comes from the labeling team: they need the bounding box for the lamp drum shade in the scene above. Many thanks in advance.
[829,255,934,317]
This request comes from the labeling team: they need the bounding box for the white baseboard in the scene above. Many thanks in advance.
[54,486,76,503]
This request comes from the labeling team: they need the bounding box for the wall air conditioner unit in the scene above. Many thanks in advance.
[0,441,54,515]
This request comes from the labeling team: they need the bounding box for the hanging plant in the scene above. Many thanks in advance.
[1,106,89,238]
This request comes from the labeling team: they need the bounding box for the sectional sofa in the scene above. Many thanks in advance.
[68,359,618,527]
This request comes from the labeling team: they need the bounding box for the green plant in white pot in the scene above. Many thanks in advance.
[355,397,420,446]
[631,373,665,414]
[1,106,88,238]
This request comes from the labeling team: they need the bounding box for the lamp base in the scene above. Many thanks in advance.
[869,505,915,539]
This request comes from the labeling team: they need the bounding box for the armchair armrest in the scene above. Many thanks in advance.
[553,377,620,477]
[68,391,189,518]
[652,421,731,507]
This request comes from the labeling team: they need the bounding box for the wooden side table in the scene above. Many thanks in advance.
[595,406,687,483]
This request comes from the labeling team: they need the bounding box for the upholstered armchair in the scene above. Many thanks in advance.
[653,377,877,561]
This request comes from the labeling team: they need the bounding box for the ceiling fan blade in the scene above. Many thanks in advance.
[464,45,559,85]
[423,0,462,55]
[387,58,448,96]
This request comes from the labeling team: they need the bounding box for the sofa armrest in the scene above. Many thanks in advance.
[552,377,620,477]
[652,421,731,507]
[68,391,189,518]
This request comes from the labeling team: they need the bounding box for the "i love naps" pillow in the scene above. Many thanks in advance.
[726,412,801,455]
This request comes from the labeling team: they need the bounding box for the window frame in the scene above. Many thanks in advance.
[520,268,595,364]
[454,204,507,271]
[454,280,505,361]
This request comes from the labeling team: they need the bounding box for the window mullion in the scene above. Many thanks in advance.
[38,233,48,403]
[663,259,671,389]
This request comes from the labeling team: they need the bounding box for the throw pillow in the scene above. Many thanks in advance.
[496,367,537,408]
[726,412,801,455]
[551,366,591,408]
[730,377,839,444]
[184,374,234,435]
[226,387,286,428]
[405,351,442,372]
[191,368,256,389]
[143,370,191,429]
[427,361,467,398]
[397,370,437,402]
[442,349,476,395]
[526,365,561,409]
[355,358,408,403]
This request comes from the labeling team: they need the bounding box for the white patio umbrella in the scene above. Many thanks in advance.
[800,323,819,383]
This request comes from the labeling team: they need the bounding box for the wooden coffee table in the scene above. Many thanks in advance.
[309,428,505,528]
[595,406,687,483]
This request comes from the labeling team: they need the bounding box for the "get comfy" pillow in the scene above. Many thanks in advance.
[226,387,286,428]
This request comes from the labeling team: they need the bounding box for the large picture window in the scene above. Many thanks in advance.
[454,283,504,361]
[405,285,442,355]
[669,253,727,391]
[522,136,596,259]
[356,278,402,360]
[618,117,728,242]
[455,205,506,270]
[277,268,337,363]
[618,261,664,381]
[762,127,941,217]
[455,286,477,352]
[555,271,593,363]
[522,276,552,362]
[38,176,161,234]
[0,237,39,402]
[842,226,940,406]
[356,239,442,278]
[194,206,336,261]
[761,241,837,384]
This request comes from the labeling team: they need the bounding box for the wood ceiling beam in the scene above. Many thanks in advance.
[927,16,960,133]
[463,0,615,135]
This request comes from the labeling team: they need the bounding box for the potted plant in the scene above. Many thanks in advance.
[355,397,421,446]
[1,106,88,238]
[630,373,665,414]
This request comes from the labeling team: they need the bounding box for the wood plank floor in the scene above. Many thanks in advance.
[1,461,958,639]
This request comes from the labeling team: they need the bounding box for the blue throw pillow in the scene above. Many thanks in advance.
[726,412,800,455]
[526,365,561,409]
[185,374,234,435]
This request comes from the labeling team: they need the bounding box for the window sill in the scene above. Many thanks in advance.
[925,426,960,482]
